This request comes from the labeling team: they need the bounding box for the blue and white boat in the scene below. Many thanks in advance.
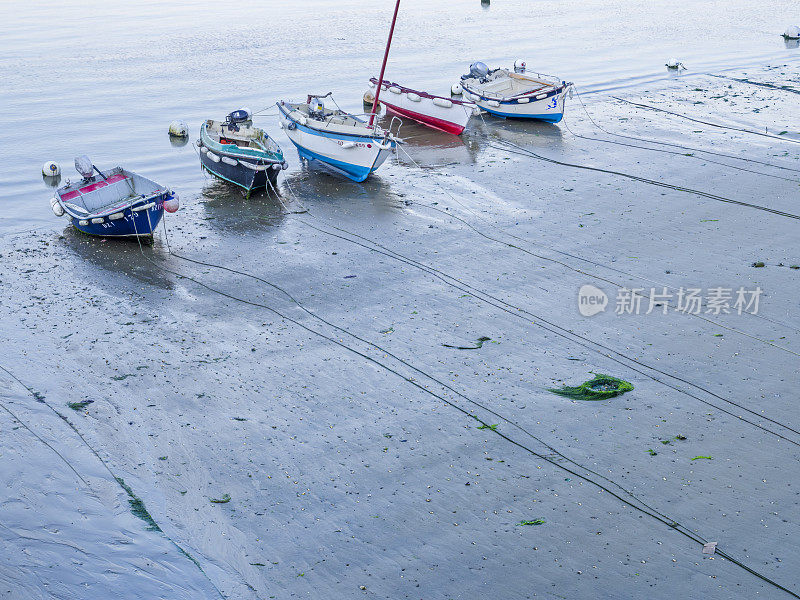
[199,109,287,196]
[51,156,178,239]
[277,95,399,182]
[459,61,572,123]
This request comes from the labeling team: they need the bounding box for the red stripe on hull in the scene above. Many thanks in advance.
[384,103,466,135]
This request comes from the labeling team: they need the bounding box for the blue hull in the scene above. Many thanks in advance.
[482,108,564,123]
[292,143,372,182]
[71,198,166,238]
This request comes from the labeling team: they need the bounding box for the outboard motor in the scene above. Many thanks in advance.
[225,108,251,132]
[514,59,526,73]
[74,155,94,181]
[308,96,325,118]
[228,108,251,123]
[469,61,489,80]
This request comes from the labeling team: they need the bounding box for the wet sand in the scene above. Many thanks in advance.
[2,65,799,599]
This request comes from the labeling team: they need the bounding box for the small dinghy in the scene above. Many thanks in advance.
[51,155,177,239]
[277,94,399,182]
[368,78,476,135]
[198,109,287,196]
[459,61,572,123]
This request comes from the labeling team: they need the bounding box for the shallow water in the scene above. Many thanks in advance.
[1,0,797,233]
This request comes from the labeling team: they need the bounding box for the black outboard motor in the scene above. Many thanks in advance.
[225,108,251,132]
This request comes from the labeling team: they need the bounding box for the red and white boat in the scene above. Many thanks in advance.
[368,77,476,135]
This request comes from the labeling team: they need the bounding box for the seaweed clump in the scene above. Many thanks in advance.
[549,374,633,401]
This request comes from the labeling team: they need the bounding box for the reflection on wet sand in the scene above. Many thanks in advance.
[198,178,286,235]
[393,119,480,167]
[276,168,406,218]
[59,226,175,291]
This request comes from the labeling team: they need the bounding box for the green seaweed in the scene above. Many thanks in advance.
[548,374,634,401]
[518,519,546,526]
[647,448,658,456]
[477,424,498,431]
[210,493,231,504]
[691,455,713,461]
[115,477,161,532]
[67,400,93,411]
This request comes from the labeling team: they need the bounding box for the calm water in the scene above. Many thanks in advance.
[0,0,797,234]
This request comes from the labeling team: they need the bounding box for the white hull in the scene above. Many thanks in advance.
[277,102,396,182]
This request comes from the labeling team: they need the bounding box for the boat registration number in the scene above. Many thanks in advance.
[337,141,373,148]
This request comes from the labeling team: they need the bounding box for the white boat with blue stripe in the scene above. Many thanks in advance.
[277,94,400,182]
[459,61,572,123]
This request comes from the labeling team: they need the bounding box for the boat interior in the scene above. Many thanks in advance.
[469,70,559,98]
[59,168,161,214]
[286,102,386,136]
[205,119,279,154]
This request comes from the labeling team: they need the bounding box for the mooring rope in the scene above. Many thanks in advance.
[613,96,800,145]
[485,137,800,220]
[139,211,800,599]
[0,356,228,599]
[570,86,800,173]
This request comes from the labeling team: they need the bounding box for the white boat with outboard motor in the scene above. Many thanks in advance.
[458,60,572,123]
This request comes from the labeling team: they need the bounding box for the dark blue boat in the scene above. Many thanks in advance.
[52,156,178,239]
[198,109,287,197]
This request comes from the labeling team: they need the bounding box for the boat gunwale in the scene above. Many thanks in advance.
[277,102,396,144]
[200,121,284,163]
[369,77,476,106]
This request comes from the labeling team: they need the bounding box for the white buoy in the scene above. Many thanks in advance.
[42,161,61,177]
[666,58,685,70]
[168,120,188,137]
[451,82,463,95]
[163,192,180,213]
[513,59,526,73]
[784,25,800,39]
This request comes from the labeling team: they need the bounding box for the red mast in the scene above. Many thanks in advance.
[369,0,402,127]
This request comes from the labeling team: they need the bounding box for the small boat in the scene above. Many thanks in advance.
[459,61,572,123]
[198,109,287,196]
[51,155,178,239]
[367,78,475,135]
[277,95,399,182]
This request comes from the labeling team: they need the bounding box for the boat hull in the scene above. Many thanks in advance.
[371,79,474,135]
[70,195,167,238]
[199,149,280,192]
[384,103,467,134]
[278,104,395,183]
[463,83,568,123]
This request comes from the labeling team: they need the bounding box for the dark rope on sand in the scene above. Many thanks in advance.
[0,360,227,598]
[486,137,800,220]
[134,214,800,599]
[613,96,800,145]
[569,86,800,173]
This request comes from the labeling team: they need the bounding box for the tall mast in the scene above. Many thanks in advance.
[369,0,401,127]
